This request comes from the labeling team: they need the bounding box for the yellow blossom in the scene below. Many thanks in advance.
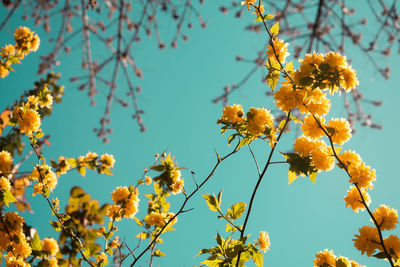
[0,64,9,78]
[373,205,398,231]
[240,0,256,10]
[353,226,380,256]
[0,150,13,174]
[344,186,370,213]
[311,145,335,171]
[382,235,400,259]
[274,85,306,112]
[57,156,70,175]
[313,249,336,267]
[341,67,359,92]
[221,104,244,124]
[266,38,289,63]
[300,89,331,116]
[246,107,275,137]
[30,164,58,193]
[100,153,115,168]
[171,178,184,194]
[1,44,16,57]
[348,163,376,190]
[338,150,362,167]
[42,238,59,257]
[4,253,30,267]
[13,107,41,135]
[323,52,348,69]
[39,94,53,108]
[251,4,265,16]
[13,238,32,258]
[145,176,152,185]
[255,231,270,253]
[293,136,320,157]
[0,176,11,191]
[96,252,108,265]
[326,118,352,145]
[145,212,165,227]
[301,115,325,140]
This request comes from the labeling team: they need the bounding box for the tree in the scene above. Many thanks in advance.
[0,1,399,266]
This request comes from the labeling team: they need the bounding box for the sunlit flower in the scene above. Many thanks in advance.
[247,107,275,137]
[341,67,359,92]
[42,238,59,257]
[323,52,347,69]
[373,205,398,231]
[301,115,325,140]
[348,163,376,190]
[14,107,41,135]
[338,150,362,168]
[274,85,306,112]
[171,178,184,194]
[0,150,13,174]
[255,231,270,253]
[266,38,289,63]
[300,89,331,116]
[311,145,334,171]
[100,153,115,168]
[96,252,108,265]
[382,235,400,259]
[344,186,370,213]
[0,64,9,78]
[13,238,32,258]
[313,249,336,267]
[145,176,152,185]
[221,104,244,124]
[353,226,380,256]
[0,176,11,191]
[326,118,352,145]
[145,212,165,227]
[240,0,256,10]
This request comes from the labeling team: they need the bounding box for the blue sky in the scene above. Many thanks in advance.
[1,1,400,266]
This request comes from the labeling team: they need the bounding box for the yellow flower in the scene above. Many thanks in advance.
[39,94,53,108]
[57,156,70,175]
[251,4,265,16]
[301,115,325,140]
[353,226,380,256]
[30,164,58,192]
[4,253,30,267]
[266,38,289,63]
[110,186,139,219]
[274,85,306,112]
[29,34,40,52]
[14,26,33,42]
[326,118,352,145]
[14,107,41,135]
[221,104,244,124]
[373,205,398,231]
[313,249,336,267]
[344,186,370,213]
[47,257,59,267]
[111,186,131,204]
[300,89,331,116]
[382,235,400,259]
[240,0,256,10]
[42,238,59,257]
[293,136,320,157]
[300,52,324,73]
[255,231,270,253]
[246,107,275,137]
[26,95,39,108]
[100,153,115,168]
[348,163,376,190]
[124,200,139,218]
[0,150,13,174]
[341,67,359,92]
[96,252,108,265]
[0,64,9,78]
[107,204,122,221]
[0,176,11,191]
[171,178,184,194]
[85,151,98,161]
[323,52,348,69]
[311,145,335,171]
[145,176,152,185]
[1,44,16,57]
[4,212,25,233]
[13,237,32,258]
[338,150,362,167]
[145,212,165,227]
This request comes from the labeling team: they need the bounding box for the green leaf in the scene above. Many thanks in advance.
[30,231,42,251]
[1,189,16,207]
[226,224,237,233]
[309,171,318,184]
[264,14,275,20]
[284,61,294,73]
[216,232,223,246]
[70,186,85,198]
[282,152,318,184]
[49,221,62,231]
[266,69,280,90]
[153,249,166,257]
[227,134,237,146]
[248,245,264,267]
[134,217,143,226]
[202,255,223,266]
[227,202,246,220]
[372,251,388,259]
[238,136,254,149]
[270,22,279,35]
[135,232,149,240]
[77,166,86,177]
[202,194,219,212]
[278,120,286,130]
[217,190,223,207]
[66,158,77,168]
[150,165,165,172]
[197,248,210,256]
[288,170,298,185]
[291,115,303,124]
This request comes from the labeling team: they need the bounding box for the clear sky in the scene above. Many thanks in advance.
[1,1,400,266]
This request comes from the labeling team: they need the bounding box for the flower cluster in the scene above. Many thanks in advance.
[1,26,40,78]
[0,212,32,266]
[313,249,363,267]
[108,186,140,221]
[255,231,270,253]
[218,104,276,147]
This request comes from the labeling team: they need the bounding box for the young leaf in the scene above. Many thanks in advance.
[1,189,16,207]
[226,224,237,233]
[30,231,42,251]
[153,249,166,257]
[270,22,279,35]
[202,194,219,212]
[227,202,246,220]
